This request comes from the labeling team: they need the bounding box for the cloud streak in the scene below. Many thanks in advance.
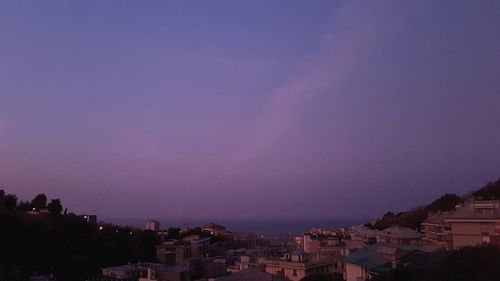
[228,2,418,172]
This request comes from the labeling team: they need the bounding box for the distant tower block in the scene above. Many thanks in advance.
[146,220,160,231]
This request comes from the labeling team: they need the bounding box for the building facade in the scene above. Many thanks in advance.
[262,253,334,281]
[156,236,210,266]
[376,226,421,245]
[421,212,452,250]
[446,200,500,249]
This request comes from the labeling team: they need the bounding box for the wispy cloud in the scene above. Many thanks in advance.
[228,2,418,172]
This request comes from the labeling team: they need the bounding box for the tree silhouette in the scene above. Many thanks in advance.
[428,245,500,281]
[473,178,500,200]
[47,199,63,216]
[16,201,32,211]
[31,194,47,210]
[3,194,17,210]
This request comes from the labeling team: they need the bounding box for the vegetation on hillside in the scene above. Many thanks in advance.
[0,189,229,281]
[366,178,500,230]
[366,193,462,230]
[472,178,500,200]
[0,191,157,281]
[160,226,228,243]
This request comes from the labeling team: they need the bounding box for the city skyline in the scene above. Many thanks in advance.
[1,0,499,220]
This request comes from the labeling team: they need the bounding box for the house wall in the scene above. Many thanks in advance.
[450,222,496,248]
[303,235,321,253]
[345,263,369,281]
[265,264,306,281]
[264,263,333,281]
[422,224,452,249]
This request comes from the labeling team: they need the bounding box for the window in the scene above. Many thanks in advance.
[293,269,297,276]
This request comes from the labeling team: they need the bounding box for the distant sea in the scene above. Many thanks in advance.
[103,218,368,235]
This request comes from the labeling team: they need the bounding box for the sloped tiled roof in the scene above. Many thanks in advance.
[343,244,420,273]
[379,226,421,239]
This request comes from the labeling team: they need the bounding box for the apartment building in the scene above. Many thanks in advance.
[343,244,443,281]
[421,212,452,249]
[446,200,500,249]
[155,236,210,265]
[376,226,421,245]
[262,252,334,281]
[102,263,189,281]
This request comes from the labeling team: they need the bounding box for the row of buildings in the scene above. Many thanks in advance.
[344,199,500,281]
[101,198,500,281]
[145,221,227,237]
[297,198,500,281]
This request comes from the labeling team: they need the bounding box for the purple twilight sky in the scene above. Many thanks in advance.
[0,1,499,221]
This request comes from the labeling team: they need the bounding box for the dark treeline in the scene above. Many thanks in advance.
[365,178,500,230]
[0,191,157,281]
[473,178,500,200]
[366,193,462,230]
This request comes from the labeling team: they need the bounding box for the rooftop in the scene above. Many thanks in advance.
[343,244,422,273]
[379,226,421,239]
[217,268,289,281]
[102,263,188,273]
[446,200,500,221]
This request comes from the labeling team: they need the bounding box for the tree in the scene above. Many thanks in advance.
[47,199,63,216]
[3,194,17,210]
[473,178,500,200]
[167,227,181,239]
[16,201,32,211]
[368,194,463,231]
[31,193,47,210]
[426,193,462,213]
[428,245,500,281]
[0,191,158,281]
